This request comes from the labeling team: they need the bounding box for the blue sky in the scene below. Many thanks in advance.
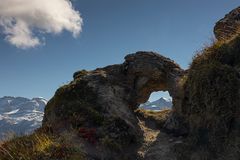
[0,0,239,101]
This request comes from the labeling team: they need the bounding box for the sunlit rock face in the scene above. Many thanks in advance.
[0,96,47,140]
[214,6,240,41]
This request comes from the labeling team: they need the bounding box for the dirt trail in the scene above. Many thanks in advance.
[137,119,160,158]
[137,119,182,160]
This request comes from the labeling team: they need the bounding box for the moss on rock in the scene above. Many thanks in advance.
[44,79,104,130]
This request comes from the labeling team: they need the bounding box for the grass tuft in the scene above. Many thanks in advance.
[0,132,85,160]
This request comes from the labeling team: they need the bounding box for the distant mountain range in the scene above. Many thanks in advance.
[139,97,172,110]
[0,96,170,140]
[0,96,47,140]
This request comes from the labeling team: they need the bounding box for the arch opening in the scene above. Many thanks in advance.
[138,91,172,111]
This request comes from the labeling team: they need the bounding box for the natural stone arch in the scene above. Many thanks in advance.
[43,51,184,159]
[123,52,184,106]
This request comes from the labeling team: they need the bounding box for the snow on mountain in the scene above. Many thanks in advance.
[139,97,172,110]
[0,96,47,140]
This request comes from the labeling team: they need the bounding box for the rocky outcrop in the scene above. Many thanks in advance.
[214,6,240,41]
[175,35,240,160]
[174,7,240,160]
[43,51,184,159]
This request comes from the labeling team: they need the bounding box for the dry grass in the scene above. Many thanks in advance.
[135,109,171,128]
[191,33,240,70]
[0,131,85,160]
[175,33,240,159]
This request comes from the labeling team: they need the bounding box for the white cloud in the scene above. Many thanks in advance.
[0,0,82,49]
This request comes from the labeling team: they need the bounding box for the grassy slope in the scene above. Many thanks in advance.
[174,35,240,159]
[0,129,85,160]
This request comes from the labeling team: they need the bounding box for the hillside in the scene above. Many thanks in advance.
[139,97,172,110]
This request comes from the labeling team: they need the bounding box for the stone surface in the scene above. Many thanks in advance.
[214,6,240,41]
[43,51,184,160]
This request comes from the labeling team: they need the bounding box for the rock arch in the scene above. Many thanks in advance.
[43,51,184,159]
[123,52,184,106]
[41,7,240,158]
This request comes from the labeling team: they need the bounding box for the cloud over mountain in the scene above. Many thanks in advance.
[0,0,82,49]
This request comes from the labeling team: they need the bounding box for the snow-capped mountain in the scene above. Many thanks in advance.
[139,97,172,110]
[0,96,47,140]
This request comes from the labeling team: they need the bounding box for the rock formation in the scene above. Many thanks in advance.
[42,51,184,159]
[214,6,240,41]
